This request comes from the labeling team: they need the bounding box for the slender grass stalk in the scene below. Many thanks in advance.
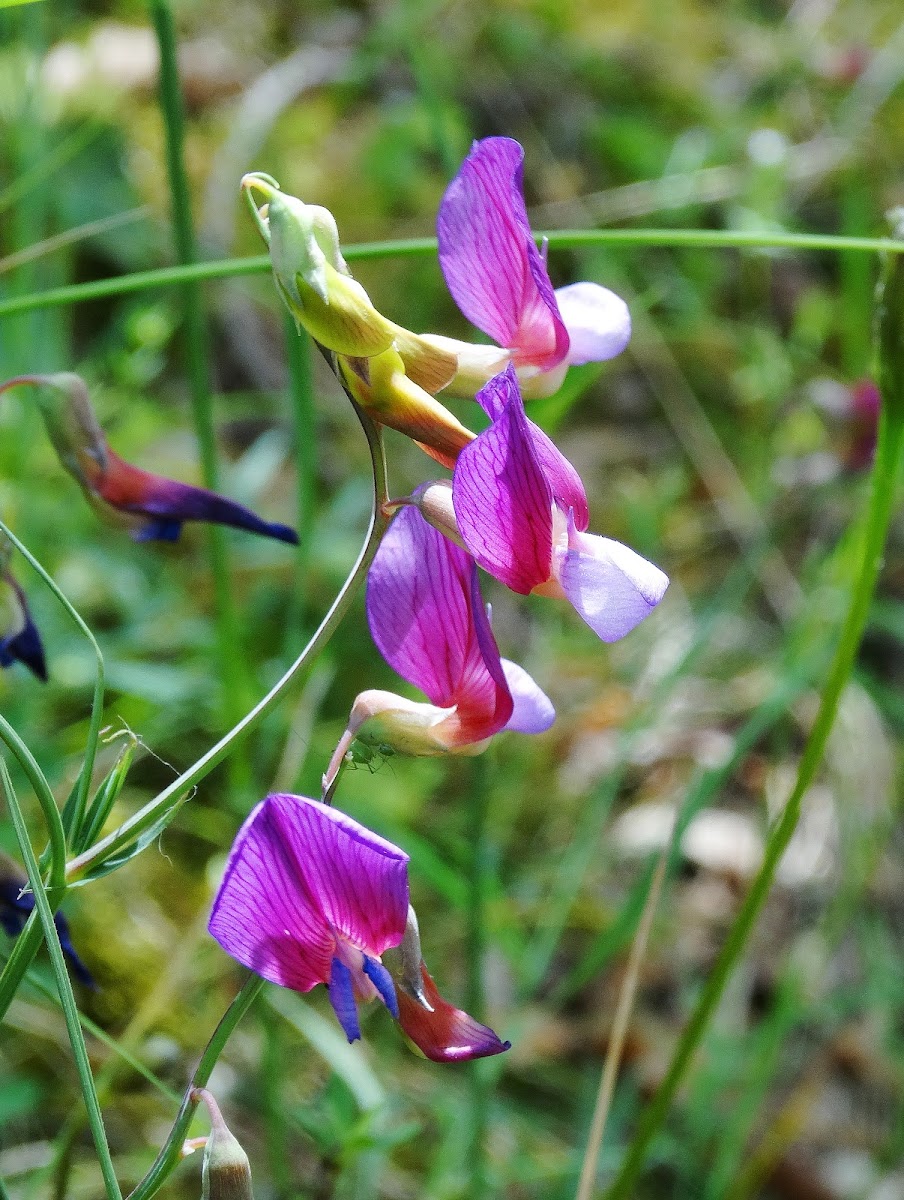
[66,402,389,880]
[466,754,491,1199]
[0,715,66,888]
[149,0,252,748]
[126,973,265,1200]
[604,245,904,1200]
[1,759,123,1200]
[1,228,903,321]
[575,838,672,1200]
[0,519,105,850]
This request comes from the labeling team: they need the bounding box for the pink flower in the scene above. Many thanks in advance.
[209,794,509,1060]
[323,504,554,788]
[433,138,632,397]
[442,365,668,642]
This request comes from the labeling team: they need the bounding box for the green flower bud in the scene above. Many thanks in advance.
[192,1089,254,1200]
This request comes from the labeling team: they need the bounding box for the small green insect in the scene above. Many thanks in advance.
[345,739,396,774]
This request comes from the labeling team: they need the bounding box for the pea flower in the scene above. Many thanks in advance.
[425,136,632,399]
[208,793,509,1061]
[0,375,298,545]
[242,175,475,469]
[0,542,47,681]
[416,365,668,642]
[0,853,93,985]
[322,503,554,791]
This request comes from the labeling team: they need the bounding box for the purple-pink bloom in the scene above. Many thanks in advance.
[209,793,509,1060]
[451,365,668,642]
[367,503,553,744]
[436,137,631,395]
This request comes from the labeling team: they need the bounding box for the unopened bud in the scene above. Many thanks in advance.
[192,1089,254,1200]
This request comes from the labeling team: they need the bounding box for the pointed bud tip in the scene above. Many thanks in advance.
[193,1089,254,1200]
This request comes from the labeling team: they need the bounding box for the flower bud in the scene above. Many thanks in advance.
[192,1089,254,1200]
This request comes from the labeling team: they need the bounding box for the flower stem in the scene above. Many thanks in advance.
[0,519,105,850]
[1,759,123,1200]
[66,402,389,880]
[604,240,904,1200]
[126,974,265,1200]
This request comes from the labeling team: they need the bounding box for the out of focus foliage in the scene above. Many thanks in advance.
[1,1,903,1198]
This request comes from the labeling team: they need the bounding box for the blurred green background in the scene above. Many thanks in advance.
[1,0,903,1197]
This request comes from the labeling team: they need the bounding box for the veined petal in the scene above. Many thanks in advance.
[367,506,500,715]
[523,420,589,531]
[438,138,568,371]
[554,282,632,365]
[397,963,510,1063]
[500,660,555,734]
[209,795,409,991]
[98,451,299,545]
[555,513,668,642]
[454,366,553,594]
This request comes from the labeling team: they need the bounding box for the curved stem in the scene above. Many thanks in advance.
[604,249,904,1200]
[0,716,66,888]
[0,519,105,848]
[126,974,264,1200]
[0,228,903,320]
[66,401,390,880]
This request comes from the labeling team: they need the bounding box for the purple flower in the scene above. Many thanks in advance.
[433,137,632,398]
[0,853,93,984]
[0,374,299,546]
[209,794,509,1060]
[0,565,47,682]
[323,504,554,788]
[444,365,668,642]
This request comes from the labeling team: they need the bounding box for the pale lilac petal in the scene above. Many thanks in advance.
[267,794,409,957]
[438,138,568,371]
[500,660,555,734]
[554,282,632,365]
[555,517,669,642]
[209,798,336,992]
[454,366,553,594]
[397,964,511,1063]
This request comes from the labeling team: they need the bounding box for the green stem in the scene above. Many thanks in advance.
[0,519,105,849]
[126,974,264,1200]
[466,755,491,1199]
[1,228,903,320]
[604,257,904,1200]
[1,759,123,1200]
[0,715,66,888]
[283,316,316,621]
[150,0,252,745]
[66,403,389,880]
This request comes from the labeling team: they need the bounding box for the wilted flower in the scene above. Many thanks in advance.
[0,375,298,545]
[425,137,632,398]
[0,539,47,681]
[323,503,554,791]
[242,174,475,468]
[0,853,93,985]
[209,793,508,1060]
[416,365,668,642]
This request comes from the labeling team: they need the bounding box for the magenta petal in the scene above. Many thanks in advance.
[438,138,568,370]
[209,795,409,990]
[500,660,555,734]
[524,420,590,531]
[397,964,511,1063]
[554,282,632,365]
[556,517,669,642]
[454,366,553,594]
[208,798,336,992]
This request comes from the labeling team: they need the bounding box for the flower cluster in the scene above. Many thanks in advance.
[205,137,668,1063]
